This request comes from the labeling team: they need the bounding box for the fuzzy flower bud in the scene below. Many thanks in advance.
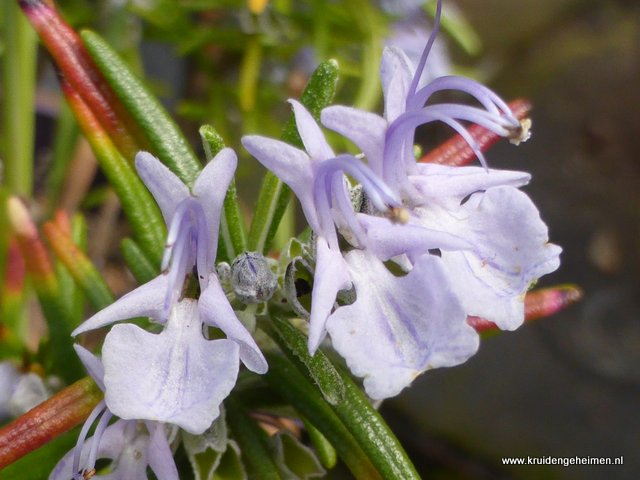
[231,252,277,304]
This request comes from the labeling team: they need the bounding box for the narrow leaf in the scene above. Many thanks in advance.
[18,0,140,158]
[266,314,420,480]
[43,213,114,311]
[61,81,166,265]
[6,197,82,381]
[2,0,37,197]
[267,315,345,405]
[264,353,381,480]
[81,29,202,186]
[301,418,337,470]
[120,237,160,284]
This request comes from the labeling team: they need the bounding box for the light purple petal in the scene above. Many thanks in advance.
[72,275,169,336]
[242,135,320,232]
[135,151,190,225]
[326,250,479,400]
[410,163,530,206]
[193,148,238,267]
[0,362,19,419]
[308,237,352,354]
[357,213,471,261]
[199,273,268,374]
[102,300,240,434]
[436,186,562,329]
[100,424,152,480]
[289,100,334,160]
[146,422,180,480]
[380,47,413,122]
[321,106,387,177]
[73,345,105,391]
[50,421,140,480]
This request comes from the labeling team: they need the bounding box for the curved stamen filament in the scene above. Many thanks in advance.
[71,400,107,480]
[410,76,519,128]
[407,0,442,104]
[85,409,113,474]
[385,103,519,181]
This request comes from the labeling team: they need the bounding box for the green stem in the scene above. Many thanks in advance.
[347,0,383,111]
[45,102,80,213]
[2,1,37,196]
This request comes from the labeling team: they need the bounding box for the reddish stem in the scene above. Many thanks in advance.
[18,0,142,158]
[0,377,102,468]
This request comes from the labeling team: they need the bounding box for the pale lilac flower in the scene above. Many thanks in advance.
[0,361,52,420]
[72,149,267,434]
[244,100,403,352]
[50,346,179,480]
[243,101,479,398]
[321,0,560,331]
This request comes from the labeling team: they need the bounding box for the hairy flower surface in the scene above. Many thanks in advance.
[72,150,267,434]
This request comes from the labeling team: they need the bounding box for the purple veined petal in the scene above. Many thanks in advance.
[199,273,268,374]
[73,345,105,391]
[437,186,562,329]
[409,163,531,205]
[146,422,179,480]
[307,237,352,355]
[135,151,190,226]
[380,47,414,122]
[441,251,527,330]
[98,421,154,480]
[357,213,471,261]
[102,299,240,434]
[193,148,238,268]
[72,275,170,336]
[289,100,335,160]
[242,135,320,232]
[326,250,479,400]
[321,106,387,177]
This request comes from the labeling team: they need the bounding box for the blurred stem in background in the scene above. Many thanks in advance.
[1,0,37,197]
[1,0,38,329]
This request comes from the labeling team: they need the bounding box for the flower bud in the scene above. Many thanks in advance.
[231,252,277,304]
